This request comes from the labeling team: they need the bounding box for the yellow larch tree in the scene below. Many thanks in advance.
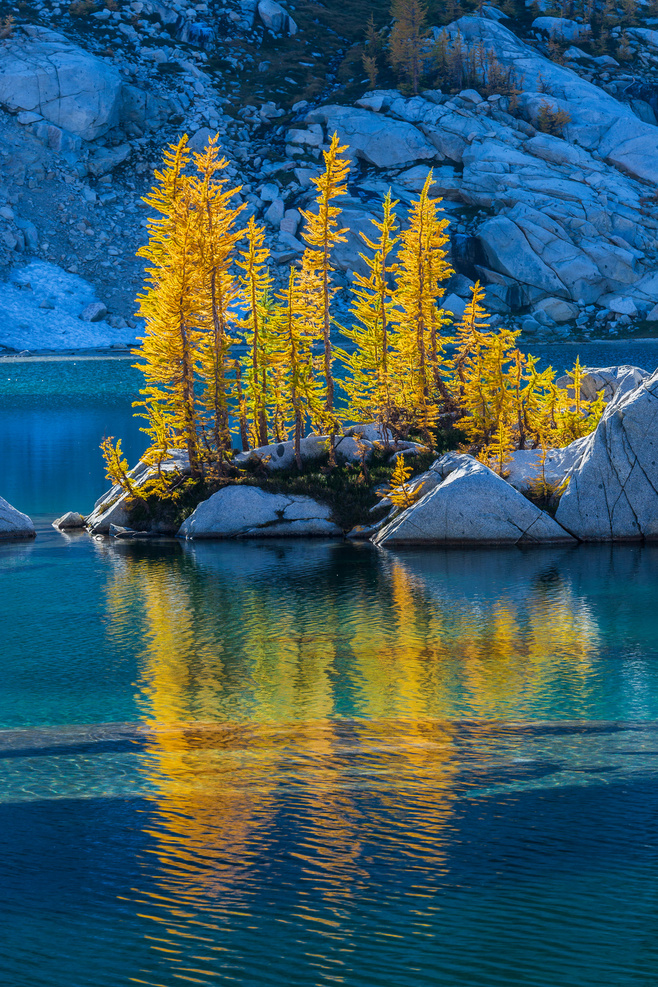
[135,135,203,474]
[299,131,350,440]
[275,269,326,469]
[389,0,429,94]
[342,190,399,438]
[190,136,245,463]
[236,216,275,449]
[450,281,490,404]
[389,170,453,440]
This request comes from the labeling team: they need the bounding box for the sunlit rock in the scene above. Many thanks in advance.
[374,453,575,546]
[53,511,85,530]
[0,26,122,140]
[178,485,342,539]
[555,370,658,540]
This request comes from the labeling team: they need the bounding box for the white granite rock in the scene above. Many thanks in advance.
[0,496,35,540]
[555,371,658,540]
[305,105,438,170]
[555,365,649,404]
[258,0,297,34]
[53,511,86,530]
[374,454,574,546]
[506,438,591,493]
[532,16,590,42]
[178,485,341,539]
[0,26,122,140]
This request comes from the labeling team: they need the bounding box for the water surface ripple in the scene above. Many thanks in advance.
[1,527,658,985]
[3,352,658,986]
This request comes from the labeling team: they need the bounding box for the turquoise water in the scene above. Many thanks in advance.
[2,350,658,986]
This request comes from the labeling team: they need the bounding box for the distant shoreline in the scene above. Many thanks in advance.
[3,338,658,363]
[0,350,134,362]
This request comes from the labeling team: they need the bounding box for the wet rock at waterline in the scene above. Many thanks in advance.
[555,370,658,541]
[0,496,35,540]
[178,485,342,539]
[374,454,575,546]
[53,511,86,530]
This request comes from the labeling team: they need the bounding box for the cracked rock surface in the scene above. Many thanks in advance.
[556,369,658,540]
[374,453,575,546]
[177,484,342,539]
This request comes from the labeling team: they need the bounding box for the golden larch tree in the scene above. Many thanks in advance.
[135,135,203,473]
[343,190,399,437]
[191,136,245,462]
[236,216,274,448]
[389,0,429,94]
[299,131,350,435]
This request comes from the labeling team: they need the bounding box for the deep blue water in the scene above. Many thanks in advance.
[1,348,658,987]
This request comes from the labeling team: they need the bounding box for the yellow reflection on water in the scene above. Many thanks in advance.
[101,542,602,953]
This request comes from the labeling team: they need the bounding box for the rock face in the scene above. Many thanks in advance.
[0,26,122,140]
[53,511,85,530]
[506,438,590,493]
[235,429,427,472]
[374,453,574,546]
[0,496,35,540]
[555,371,658,541]
[178,485,342,539]
[306,105,439,169]
[555,365,649,403]
[258,0,297,34]
[447,16,658,185]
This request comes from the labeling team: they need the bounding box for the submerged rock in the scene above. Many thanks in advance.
[178,485,342,539]
[555,370,658,541]
[0,496,35,540]
[374,453,574,546]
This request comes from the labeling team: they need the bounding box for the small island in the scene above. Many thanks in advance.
[57,134,657,546]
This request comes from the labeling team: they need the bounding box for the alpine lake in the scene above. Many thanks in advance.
[2,341,658,987]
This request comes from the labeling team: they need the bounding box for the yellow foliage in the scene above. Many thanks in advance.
[117,133,607,488]
[389,170,453,440]
[299,132,350,437]
[381,455,418,509]
[341,190,399,438]
[135,135,203,473]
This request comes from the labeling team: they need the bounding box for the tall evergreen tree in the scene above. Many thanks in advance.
[236,216,274,448]
[343,191,399,437]
[299,132,350,437]
[136,136,203,473]
[190,136,245,462]
[389,171,453,438]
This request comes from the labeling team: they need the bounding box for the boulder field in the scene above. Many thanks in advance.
[6,7,658,340]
